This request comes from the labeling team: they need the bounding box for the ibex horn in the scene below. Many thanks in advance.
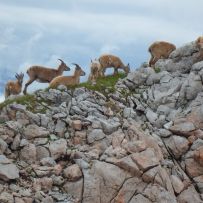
[72,63,80,68]
[15,73,19,78]
[58,59,64,63]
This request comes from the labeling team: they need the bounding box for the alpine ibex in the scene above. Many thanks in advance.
[5,73,24,98]
[88,59,103,84]
[196,36,203,61]
[23,59,70,94]
[98,54,130,76]
[148,41,176,67]
[49,63,85,88]
[88,54,130,83]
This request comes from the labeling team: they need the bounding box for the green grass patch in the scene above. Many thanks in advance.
[0,94,49,113]
[0,94,34,110]
[71,72,126,96]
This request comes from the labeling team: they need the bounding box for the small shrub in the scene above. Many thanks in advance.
[154,67,161,73]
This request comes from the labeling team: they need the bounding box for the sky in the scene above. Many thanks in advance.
[0,0,202,102]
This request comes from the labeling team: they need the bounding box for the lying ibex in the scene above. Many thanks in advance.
[5,73,24,98]
[23,59,70,94]
[49,63,85,88]
[148,41,176,67]
[98,54,130,76]
[195,36,203,61]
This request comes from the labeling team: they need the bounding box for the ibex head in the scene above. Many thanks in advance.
[58,59,70,71]
[15,72,24,85]
[72,63,86,76]
[124,63,130,74]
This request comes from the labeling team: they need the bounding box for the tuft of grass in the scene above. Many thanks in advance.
[0,94,34,110]
[71,72,126,96]
[0,94,49,113]
[154,67,161,73]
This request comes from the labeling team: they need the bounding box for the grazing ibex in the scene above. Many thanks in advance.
[148,41,176,67]
[5,73,24,98]
[98,54,130,76]
[49,63,85,88]
[195,36,203,61]
[23,59,70,94]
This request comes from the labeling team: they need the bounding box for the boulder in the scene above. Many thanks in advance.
[49,139,67,160]
[63,164,82,181]
[23,124,49,139]
[0,155,19,181]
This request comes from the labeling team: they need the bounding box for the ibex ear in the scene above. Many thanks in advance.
[196,37,201,44]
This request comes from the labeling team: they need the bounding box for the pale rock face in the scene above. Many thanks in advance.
[171,175,184,194]
[164,135,189,159]
[63,164,82,181]
[0,155,19,181]
[23,124,49,139]
[19,143,37,164]
[87,129,105,144]
[1,41,203,202]
[131,148,160,171]
[48,138,67,160]
[72,120,82,131]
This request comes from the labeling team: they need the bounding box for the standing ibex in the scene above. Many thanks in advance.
[88,59,103,84]
[98,54,130,76]
[49,63,85,88]
[88,54,130,83]
[23,59,70,94]
[5,73,24,98]
[195,36,203,61]
[148,41,176,67]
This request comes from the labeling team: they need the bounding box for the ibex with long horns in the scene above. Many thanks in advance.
[23,59,70,94]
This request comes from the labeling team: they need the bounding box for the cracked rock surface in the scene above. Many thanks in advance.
[0,41,203,202]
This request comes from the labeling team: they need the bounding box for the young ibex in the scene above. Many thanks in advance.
[148,41,176,67]
[88,59,103,84]
[49,63,86,88]
[23,59,70,94]
[5,73,24,98]
[98,54,130,76]
[195,36,203,61]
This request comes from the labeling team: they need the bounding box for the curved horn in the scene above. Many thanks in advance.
[58,59,64,63]
[72,63,80,68]
[15,73,19,78]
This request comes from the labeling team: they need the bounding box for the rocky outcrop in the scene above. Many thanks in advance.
[0,41,203,202]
